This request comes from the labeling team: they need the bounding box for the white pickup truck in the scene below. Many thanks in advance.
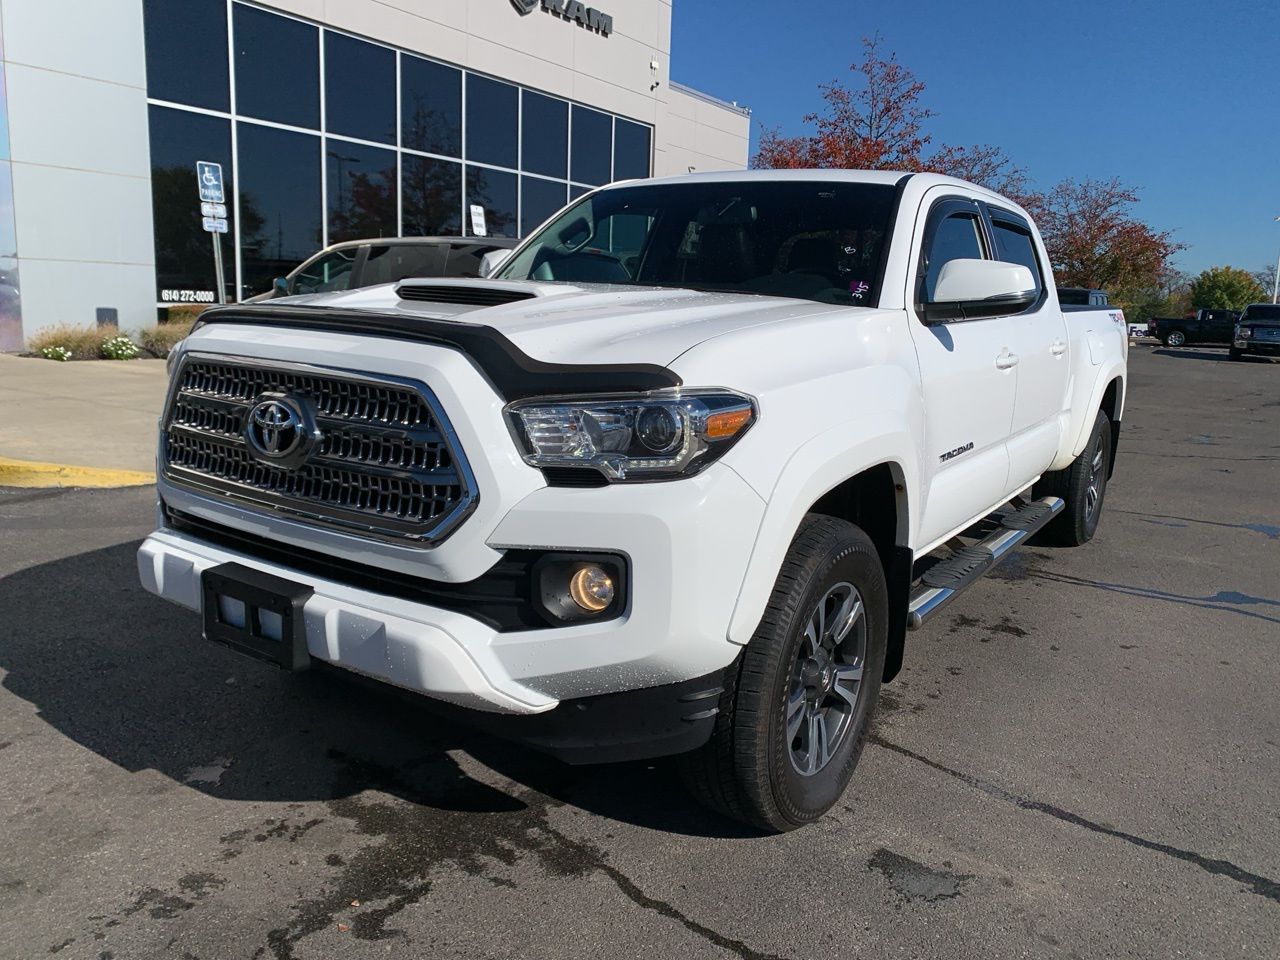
[139,170,1127,831]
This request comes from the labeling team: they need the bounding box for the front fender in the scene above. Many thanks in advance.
[725,423,918,645]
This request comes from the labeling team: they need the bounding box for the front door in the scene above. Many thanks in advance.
[907,193,1017,551]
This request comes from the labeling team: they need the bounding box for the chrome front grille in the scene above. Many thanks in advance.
[161,356,476,543]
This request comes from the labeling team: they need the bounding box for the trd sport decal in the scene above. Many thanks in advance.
[939,441,974,463]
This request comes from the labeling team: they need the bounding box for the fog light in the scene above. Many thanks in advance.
[569,565,614,613]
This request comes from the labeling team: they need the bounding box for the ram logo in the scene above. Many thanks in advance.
[939,441,975,463]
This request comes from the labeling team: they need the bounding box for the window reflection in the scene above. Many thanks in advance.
[238,123,321,297]
[149,105,235,301]
[466,75,518,169]
[403,156,462,236]
[466,166,516,238]
[143,0,229,111]
[522,92,568,179]
[325,33,395,144]
[234,4,319,129]
[402,56,461,157]
[613,119,651,182]
[571,105,612,185]
[521,177,566,237]
[327,142,397,243]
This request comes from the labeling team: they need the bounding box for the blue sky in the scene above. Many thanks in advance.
[671,0,1280,278]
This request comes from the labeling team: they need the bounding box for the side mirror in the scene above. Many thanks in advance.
[923,259,1037,323]
[273,276,290,296]
[478,250,511,279]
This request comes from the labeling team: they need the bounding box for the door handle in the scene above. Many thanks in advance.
[1050,339,1067,356]
[995,352,1019,370]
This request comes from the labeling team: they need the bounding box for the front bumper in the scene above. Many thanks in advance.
[1235,338,1280,356]
[138,462,766,717]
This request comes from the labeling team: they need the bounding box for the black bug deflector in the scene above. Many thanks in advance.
[192,304,682,402]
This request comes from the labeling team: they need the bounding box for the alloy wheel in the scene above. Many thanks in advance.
[786,581,867,776]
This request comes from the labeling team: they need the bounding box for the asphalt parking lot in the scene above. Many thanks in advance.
[1,345,1277,960]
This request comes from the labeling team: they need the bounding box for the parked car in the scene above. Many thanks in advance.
[1230,303,1280,361]
[140,171,1126,831]
[1148,309,1240,347]
[247,237,520,301]
[1057,287,1109,307]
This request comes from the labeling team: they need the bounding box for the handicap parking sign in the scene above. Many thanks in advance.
[196,161,225,204]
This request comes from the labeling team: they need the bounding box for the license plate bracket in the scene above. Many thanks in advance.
[201,562,313,671]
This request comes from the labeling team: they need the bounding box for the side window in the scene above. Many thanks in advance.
[360,244,444,286]
[989,216,1044,299]
[293,249,357,294]
[922,212,985,301]
[443,244,490,278]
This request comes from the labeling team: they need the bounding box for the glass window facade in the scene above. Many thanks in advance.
[144,0,229,111]
[141,0,652,301]
[237,123,321,297]
[233,3,318,129]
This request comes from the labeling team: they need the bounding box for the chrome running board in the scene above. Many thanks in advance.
[906,496,1064,630]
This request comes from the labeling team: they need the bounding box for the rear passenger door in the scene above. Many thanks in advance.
[908,193,1017,550]
[986,205,1070,491]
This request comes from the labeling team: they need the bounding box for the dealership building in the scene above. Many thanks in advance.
[0,0,750,350]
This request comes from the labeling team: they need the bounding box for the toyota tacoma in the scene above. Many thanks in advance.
[139,170,1127,831]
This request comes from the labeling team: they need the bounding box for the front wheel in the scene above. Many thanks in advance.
[1229,347,1243,361]
[1035,409,1112,546]
[1163,330,1186,347]
[680,515,887,832]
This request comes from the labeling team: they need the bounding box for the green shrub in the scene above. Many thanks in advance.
[138,318,197,358]
[27,324,121,361]
[40,345,73,362]
[163,304,212,324]
[101,334,140,360]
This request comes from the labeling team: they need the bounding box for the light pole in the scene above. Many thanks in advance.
[1273,216,1279,304]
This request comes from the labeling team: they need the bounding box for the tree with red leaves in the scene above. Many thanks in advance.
[755,37,1181,300]
[1037,177,1182,292]
[754,36,1029,201]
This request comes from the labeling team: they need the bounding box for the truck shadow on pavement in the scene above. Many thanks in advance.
[0,540,757,841]
[1149,348,1233,362]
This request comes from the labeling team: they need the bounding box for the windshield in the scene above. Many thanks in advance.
[1241,304,1280,323]
[496,180,898,307]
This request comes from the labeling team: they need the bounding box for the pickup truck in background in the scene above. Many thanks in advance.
[1231,302,1280,360]
[1149,308,1239,347]
[1057,287,1109,307]
[138,170,1127,831]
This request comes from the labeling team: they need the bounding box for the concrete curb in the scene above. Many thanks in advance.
[0,456,155,489]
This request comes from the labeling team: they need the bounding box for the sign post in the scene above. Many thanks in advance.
[196,162,228,304]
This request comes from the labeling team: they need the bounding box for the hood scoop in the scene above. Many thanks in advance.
[395,278,577,307]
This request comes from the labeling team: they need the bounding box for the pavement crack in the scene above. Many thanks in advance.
[872,736,1280,904]
[539,824,796,960]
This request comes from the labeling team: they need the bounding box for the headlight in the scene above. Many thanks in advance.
[1237,327,1252,339]
[505,389,756,481]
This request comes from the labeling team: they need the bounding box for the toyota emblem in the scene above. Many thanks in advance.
[244,394,318,468]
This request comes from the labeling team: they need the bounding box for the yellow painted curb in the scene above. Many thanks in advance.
[0,456,155,489]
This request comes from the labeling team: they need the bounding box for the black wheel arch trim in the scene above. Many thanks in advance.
[192,304,682,402]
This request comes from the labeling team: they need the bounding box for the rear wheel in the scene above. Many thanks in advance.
[680,515,887,832]
[1163,330,1186,347]
[1036,409,1112,547]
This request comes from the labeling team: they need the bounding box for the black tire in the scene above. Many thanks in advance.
[1035,409,1112,547]
[679,515,887,832]
[1229,347,1243,361]
[1163,330,1186,347]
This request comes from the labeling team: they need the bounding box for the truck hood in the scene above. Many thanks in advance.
[272,279,851,367]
